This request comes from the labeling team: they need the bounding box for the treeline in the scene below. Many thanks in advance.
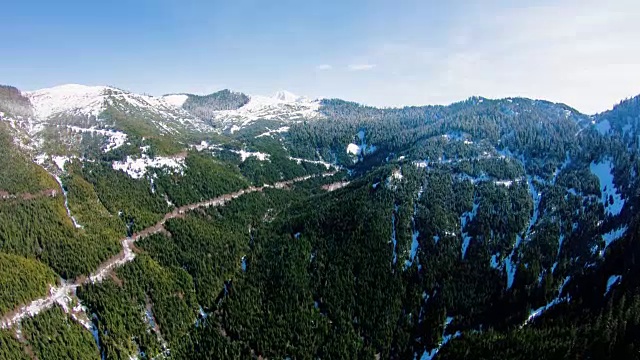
[183,90,250,121]
[288,97,586,175]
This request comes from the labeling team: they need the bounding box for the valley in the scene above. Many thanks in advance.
[0,83,639,359]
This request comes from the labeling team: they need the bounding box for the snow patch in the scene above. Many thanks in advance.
[67,126,128,152]
[273,90,305,103]
[347,130,377,159]
[112,155,185,179]
[162,94,189,108]
[590,159,625,216]
[525,276,571,324]
[441,132,473,144]
[26,84,211,135]
[605,275,622,295]
[256,126,290,138]
[460,202,479,259]
[0,282,79,329]
[391,205,399,265]
[235,150,270,162]
[213,91,321,131]
[53,175,82,228]
[405,191,423,270]
[405,230,420,269]
[505,235,523,289]
[526,176,542,238]
[595,119,611,135]
[495,180,513,187]
[420,316,460,360]
[490,254,500,269]
[26,84,109,119]
[347,143,361,155]
[52,156,70,171]
[289,156,333,169]
[602,225,628,248]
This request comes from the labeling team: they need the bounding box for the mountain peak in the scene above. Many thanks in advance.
[272,90,304,103]
[25,84,114,119]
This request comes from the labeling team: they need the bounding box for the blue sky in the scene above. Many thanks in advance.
[2,0,639,113]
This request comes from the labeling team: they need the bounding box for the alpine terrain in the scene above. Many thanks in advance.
[1,82,640,360]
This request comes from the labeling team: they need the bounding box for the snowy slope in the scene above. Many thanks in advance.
[26,84,108,119]
[212,90,322,132]
[162,94,189,107]
[22,85,321,137]
[25,84,214,134]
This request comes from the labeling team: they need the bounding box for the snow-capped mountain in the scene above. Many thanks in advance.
[24,84,212,134]
[211,90,321,132]
[167,89,322,134]
[9,84,323,138]
[26,84,112,119]
[0,83,326,175]
[272,90,308,103]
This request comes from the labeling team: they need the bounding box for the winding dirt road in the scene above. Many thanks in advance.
[0,188,58,201]
[0,172,335,329]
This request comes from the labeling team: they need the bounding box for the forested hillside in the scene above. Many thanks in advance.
[0,83,639,359]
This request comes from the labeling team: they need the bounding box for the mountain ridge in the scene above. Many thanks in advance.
[1,81,640,359]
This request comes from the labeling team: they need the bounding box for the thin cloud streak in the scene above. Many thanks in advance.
[316,64,333,71]
[348,64,376,71]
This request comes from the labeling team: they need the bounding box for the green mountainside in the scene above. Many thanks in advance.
[0,84,639,359]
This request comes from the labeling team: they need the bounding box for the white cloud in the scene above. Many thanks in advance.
[316,64,333,71]
[343,0,640,114]
[348,64,377,71]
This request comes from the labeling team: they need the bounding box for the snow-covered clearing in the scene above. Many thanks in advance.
[235,150,270,162]
[213,91,321,131]
[162,94,189,108]
[112,155,185,179]
[605,275,622,295]
[405,188,424,270]
[460,202,479,259]
[420,316,460,360]
[391,205,399,265]
[256,126,290,138]
[524,276,571,325]
[289,156,333,169]
[192,142,270,162]
[347,143,362,155]
[602,225,628,248]
[52,155,70,171]
[505,235,523,289]
[347,130,377,158]
[25,84,108,119]
[590,159,625,216]
[66,126,128,152]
